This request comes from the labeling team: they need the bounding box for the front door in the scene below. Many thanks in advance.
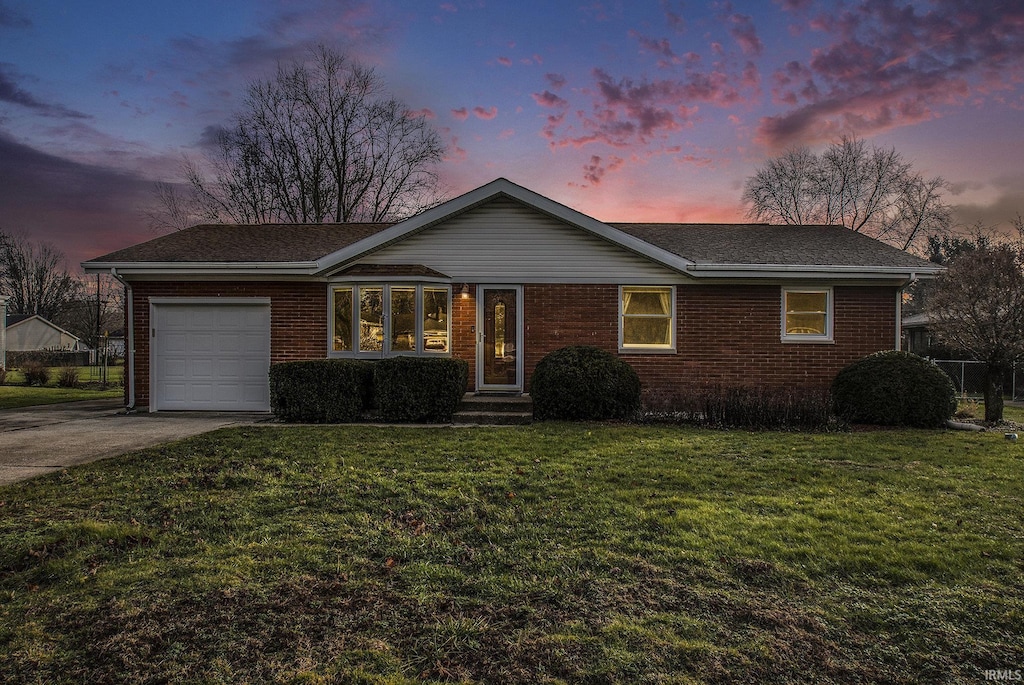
[477,286,523,392]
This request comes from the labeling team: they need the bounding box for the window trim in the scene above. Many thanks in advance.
[328,283,452,358]
[781,286,834,343]
[618,285,677,354]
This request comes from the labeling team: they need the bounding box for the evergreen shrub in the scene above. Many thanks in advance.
[531,346,641,421]
[831,351,957,427]
[373,357,469,423]
[269,360,373,423]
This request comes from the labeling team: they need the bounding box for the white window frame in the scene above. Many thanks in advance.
[618,285,676,353]
[781,286,834,343]
[328,284,452,358]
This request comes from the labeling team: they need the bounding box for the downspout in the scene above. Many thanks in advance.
[896,272,917,352]
[110,268,136,411]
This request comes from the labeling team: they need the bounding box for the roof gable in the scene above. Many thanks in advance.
[82,177,941,281]
[314,178,692,276]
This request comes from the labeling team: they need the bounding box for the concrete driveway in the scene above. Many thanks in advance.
[0,399,266,486]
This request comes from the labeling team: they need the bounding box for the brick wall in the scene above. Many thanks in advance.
[129,281,326,407]
[127,280,897,409]
[520,283,897,407]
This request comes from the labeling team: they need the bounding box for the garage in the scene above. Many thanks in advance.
[151,299,271,411]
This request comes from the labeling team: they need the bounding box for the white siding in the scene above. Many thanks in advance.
[356,198,685,283]
[6,319,79,351]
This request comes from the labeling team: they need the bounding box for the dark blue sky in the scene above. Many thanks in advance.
[1,0,1022,267]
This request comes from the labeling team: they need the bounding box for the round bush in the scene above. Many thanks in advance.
[831,351,956,428]
[531,346,641,421]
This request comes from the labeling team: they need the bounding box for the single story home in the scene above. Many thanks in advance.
[5,314,87,353]
[84,178,941,412]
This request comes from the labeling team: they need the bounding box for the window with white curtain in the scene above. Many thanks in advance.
[620,286,675,351]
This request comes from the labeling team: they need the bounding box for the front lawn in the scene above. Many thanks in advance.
[1,424,1021,683]
[0,365,124,409]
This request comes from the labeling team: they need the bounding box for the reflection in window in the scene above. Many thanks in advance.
[423,288,449,353]
[333,287,352,352]
[360,287,383,352]
[390,287,416,351]
[494,301,506,358]
[621,286,673,349]
[332,285,451,356]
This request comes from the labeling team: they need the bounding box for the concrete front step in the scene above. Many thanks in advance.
[452,393,533,425]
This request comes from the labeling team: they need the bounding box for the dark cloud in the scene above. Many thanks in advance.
[660,0,686,33]
[531,90,568,108]
[580,154,624,186]
[728,13,763,56]
[758,0,1024,147]
[0,1,30,28]
[197,124,228,149]
[545,73,567,89]
[0,64,91,119]
[0,131,156,267]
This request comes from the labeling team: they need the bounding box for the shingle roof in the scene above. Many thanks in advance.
[610,223,936,269]
[5,314,33,327]
[86,223,394,264]
[84,217,936,275]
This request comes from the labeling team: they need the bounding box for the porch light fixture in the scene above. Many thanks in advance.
[460,283,470,299]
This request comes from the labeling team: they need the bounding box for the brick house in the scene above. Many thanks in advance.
[84,178,940,412]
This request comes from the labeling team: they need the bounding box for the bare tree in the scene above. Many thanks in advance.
[0,230,81,321]
[927,243,1024,422]
[55,274,125,352]
[151,46,445,228]
[743,136,951,251]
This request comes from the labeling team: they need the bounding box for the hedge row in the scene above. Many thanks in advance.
[269,357,468,423]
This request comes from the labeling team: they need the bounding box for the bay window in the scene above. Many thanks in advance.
[330,284,451,356]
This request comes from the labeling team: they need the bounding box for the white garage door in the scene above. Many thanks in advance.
[152,300,271,411]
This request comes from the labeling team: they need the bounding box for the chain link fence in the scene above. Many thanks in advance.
[931,360,1023,400]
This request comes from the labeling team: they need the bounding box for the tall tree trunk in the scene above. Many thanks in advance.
[984,365,1005,423]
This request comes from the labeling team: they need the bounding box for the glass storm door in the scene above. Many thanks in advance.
[478,286,522,391]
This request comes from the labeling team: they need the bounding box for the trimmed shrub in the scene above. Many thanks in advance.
[57,365,81,389]
[269,360,373,423]
[374,357,469,423]
[831,351,957,428]
[22,361,50,387]
[531,346,641,421]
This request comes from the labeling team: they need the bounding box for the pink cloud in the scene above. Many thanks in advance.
[728,13,763,56]
[756,1,1024,147]
[439,2,457,12]
[498,128,515,139]
[546,73,567,89]
[496,56,512,67]
[406,107,436,120]
[451,107,468,121]
[532,90,568,108]
[473,105,498,120]
[580,154,625,185]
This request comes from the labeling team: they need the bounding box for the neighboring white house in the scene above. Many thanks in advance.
[5,314,87,352]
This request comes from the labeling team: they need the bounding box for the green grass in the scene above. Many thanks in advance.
[0,385,122,410]
[1,424,1022,683]
[0,365,123,409]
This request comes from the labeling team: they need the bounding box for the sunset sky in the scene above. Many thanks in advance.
[1,0,1022,268]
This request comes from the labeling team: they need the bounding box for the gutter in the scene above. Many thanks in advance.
[83,261,320,277]
[109,268,135,411]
